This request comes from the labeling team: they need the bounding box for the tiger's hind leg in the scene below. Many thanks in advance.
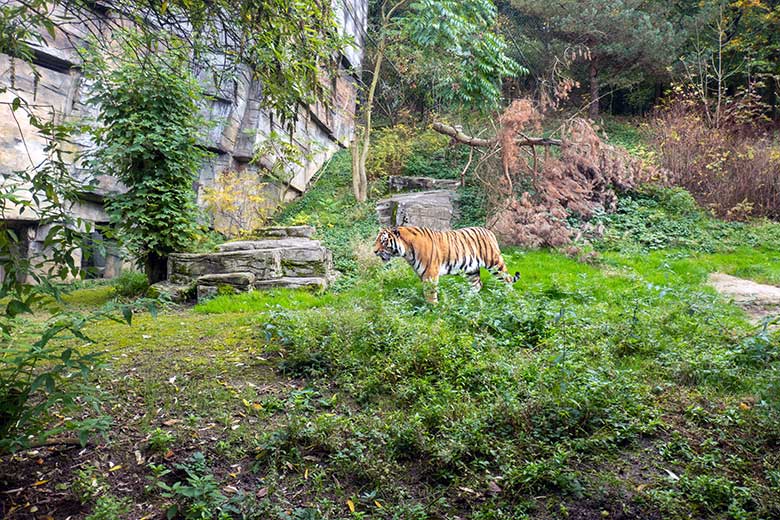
[467,270,483,292]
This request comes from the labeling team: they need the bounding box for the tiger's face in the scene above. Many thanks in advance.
[374,228,406,262]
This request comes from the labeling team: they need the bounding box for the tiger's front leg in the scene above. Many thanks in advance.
[421,275,439,304]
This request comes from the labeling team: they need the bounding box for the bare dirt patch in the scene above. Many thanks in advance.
[708,272,780,322]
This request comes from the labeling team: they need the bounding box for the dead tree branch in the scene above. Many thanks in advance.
[432,122,562,148]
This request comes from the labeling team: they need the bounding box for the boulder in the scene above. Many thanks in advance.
[148,281,197,303]
[165,228,336,301]
[376,190,459,231]
[168,250,282,285]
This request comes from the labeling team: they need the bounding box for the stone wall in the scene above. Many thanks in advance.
[0,0,366,278]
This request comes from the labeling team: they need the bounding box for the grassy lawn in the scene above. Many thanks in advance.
[2,151,780,519]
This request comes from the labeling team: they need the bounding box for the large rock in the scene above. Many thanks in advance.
[388,176,460,192]
[376,190,459,231]
[249,225,316,239]
[166,231,336,302]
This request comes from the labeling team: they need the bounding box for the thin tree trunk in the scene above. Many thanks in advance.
[589,61,600,120]
[351,39,385,202]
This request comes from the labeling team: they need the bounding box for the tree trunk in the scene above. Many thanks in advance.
[351,39,385,203]
[351,135,367,202]
[589,61,600,120]
[145,251,167,284]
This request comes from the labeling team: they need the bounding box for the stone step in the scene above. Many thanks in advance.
[249,225,315,239]
[165,227,336,302]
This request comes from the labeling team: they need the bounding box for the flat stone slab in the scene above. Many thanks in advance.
[377,190,459,231]
[389,176,460,192]
[167,227,336,301]
[250,225,315,239]
[197,272,256,287]
[218,237,324,252]
[254,276,329,290]
[148,281,196,303]
[169,249,282,285]
[709,272,780,322]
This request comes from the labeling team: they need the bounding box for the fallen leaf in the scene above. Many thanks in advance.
[32,480,48,487]
[664,469,679,481]
[304,468,309,479]
[257,487,268,498]
[739,402,751,410]
[164,449,175,460]
[134,450,144,465]
[374,500,383,509]
[488,481,502,493]
[162,419,181,426]
[636,484,647,492]
[347,499,355,513]
[109,465,122,472]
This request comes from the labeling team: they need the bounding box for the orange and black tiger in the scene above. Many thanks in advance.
[373,226,520,303]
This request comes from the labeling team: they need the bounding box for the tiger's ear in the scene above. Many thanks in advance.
[391,227,401,237]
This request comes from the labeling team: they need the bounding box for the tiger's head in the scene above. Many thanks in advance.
[373,227,406,263]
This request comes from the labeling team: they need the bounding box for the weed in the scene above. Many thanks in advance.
[147,427,175,453]
[72,464,108,504]
[85,494,132,520]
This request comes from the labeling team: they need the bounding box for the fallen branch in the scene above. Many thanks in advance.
[432,122,562,148]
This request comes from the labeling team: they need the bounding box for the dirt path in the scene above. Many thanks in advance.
[708,272,780,323]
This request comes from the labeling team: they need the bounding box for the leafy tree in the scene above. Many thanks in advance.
[0,0,121,452]
[351,0,523,202]
[509,0,677,118]
[84,33,209,284]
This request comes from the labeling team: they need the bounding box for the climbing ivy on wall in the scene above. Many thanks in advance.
[84,32,209,284]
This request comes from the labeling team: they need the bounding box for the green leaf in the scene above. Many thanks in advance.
[43,19,56,39]
[6,299,32,318]
[122,306,133,325]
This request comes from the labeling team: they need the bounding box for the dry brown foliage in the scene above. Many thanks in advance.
[650,90,780,220]
[487,100,664,247]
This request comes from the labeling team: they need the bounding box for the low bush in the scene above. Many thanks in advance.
[651,91,780,219]
[111,270,149,299]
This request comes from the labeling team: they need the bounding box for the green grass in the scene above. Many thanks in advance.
[12,142,780,519]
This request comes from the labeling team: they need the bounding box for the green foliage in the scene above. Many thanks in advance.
[111,270,149,300]
[84,31,208,280]
[590,185,780,254]
[152,452,240,520]
[72,464,108,505]
[147,427,176,453]
[366,125,450,178]
[85,494,132,520]
[400,0,526,111]
[0,99,121,453]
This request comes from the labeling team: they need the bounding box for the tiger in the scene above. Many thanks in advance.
[373,225,520,303]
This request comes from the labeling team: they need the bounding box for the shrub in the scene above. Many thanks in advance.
[650,91,780,219]
[367,124,451,179]
[111,270,149,299]
[201,170,275,238]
